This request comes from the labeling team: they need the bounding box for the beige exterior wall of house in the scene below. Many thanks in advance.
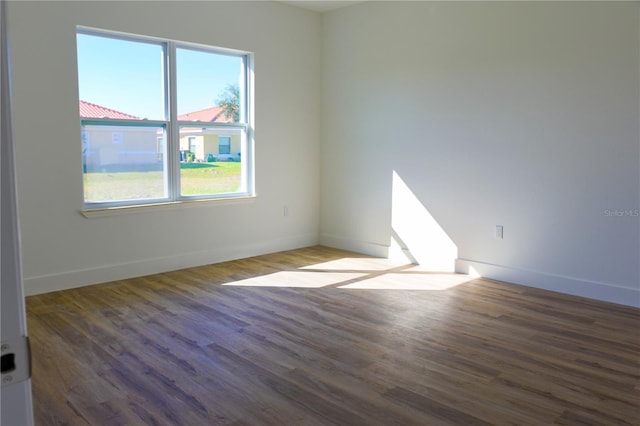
[83,126,160,170]
[179,131,242,161]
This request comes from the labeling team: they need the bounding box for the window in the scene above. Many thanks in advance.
[219,136,231,155]
[188,137,197,153]
[76,28,253,208]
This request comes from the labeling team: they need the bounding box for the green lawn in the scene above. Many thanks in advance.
[84,162,241,202]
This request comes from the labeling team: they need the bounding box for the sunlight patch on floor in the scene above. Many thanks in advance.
[338,270,475,290]
[299,257,409,272]
[222,258,474,291]
[223,270,367,288]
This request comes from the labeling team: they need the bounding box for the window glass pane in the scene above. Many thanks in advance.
[77,33,165,120]
[219,136,231,154]
[179,126,244,196]
[82,125,168,203]
[176,48,243,122]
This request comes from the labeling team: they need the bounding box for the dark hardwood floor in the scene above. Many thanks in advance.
[27,246,640,425]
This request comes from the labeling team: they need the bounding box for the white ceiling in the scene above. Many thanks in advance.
[279,1,366,13]
[280,0,623,13]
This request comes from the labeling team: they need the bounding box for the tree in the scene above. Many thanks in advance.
[216,83,240,123]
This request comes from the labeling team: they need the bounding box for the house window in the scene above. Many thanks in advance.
[219,136,231,155]
[77,28,253,208]
[188,137,197,153]
[156,136,165,161]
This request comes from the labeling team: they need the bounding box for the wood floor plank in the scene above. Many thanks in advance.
[27,246,640,425]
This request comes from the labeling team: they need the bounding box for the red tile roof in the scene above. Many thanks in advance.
[79,101,232,123]
[178,106,234,123]
[79,100,140,120]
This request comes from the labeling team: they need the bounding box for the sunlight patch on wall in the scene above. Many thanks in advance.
[468,265,481,278]
[391,171,458,271]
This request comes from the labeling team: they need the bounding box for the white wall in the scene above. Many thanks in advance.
[321,2,640,306]
[7,1,640,307]
[7,1,321,295]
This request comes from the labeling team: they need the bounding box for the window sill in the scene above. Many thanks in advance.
[80,196,256,218]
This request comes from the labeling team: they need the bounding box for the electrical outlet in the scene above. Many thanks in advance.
[283,205,289,217]
[495,225,504,239]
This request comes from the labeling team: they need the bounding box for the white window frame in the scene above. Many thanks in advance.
[78,27,254,210]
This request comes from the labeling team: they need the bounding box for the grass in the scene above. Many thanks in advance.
[83,162,241,202]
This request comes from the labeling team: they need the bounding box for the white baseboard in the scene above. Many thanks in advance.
[319,233,390,258]
[24,234,318,296]
[456,258,640,308]
[320,234,639,308]
[29,233,638,308]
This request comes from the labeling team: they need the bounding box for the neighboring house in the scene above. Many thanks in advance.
[80,101,241,171]
[79,100,159,171]
[178,106,242,162]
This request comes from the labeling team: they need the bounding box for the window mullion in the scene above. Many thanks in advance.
[167,41,180,201]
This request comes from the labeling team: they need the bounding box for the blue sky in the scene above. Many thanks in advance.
[77,33,242,119]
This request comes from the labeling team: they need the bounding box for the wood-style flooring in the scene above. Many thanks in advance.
[27,246,640,425]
